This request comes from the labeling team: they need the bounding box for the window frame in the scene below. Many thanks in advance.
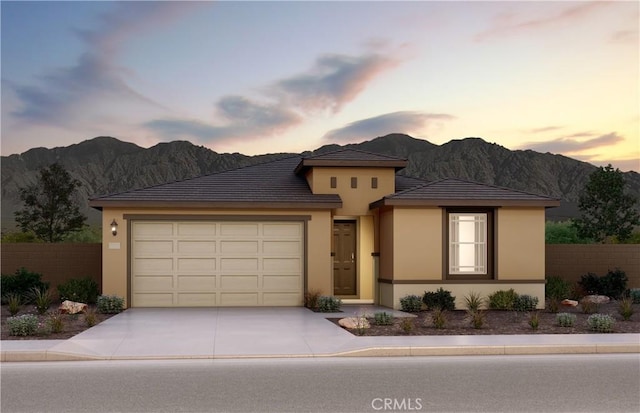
[444,208,494,280]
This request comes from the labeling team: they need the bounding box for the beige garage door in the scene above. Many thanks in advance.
[131,221,304,307]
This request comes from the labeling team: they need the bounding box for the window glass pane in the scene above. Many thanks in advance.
[449,213,487,275]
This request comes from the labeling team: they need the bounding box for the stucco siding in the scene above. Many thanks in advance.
[392,208,442,280]
[359,215,375,300]
[497,208,545,280]
[379,209,394,280]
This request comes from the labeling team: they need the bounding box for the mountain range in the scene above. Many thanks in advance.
[2,134,639,229]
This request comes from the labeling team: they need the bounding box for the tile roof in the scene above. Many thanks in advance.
[394,175,428,192]
[89,156,342,210]
[295,149,407,174]
[370,178,560,208]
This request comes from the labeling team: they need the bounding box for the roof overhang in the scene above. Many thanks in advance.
[295,159,408,175]
[369,198,561,209]
[89,199,343,211]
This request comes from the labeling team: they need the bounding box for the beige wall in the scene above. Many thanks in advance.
[358,215,375,301]
[308,167,395,216]
[497,208,546,280]
[391,207,442,280]
[101,208,332,307]
[379,209,394,280]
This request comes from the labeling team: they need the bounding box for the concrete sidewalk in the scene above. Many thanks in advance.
[1,307,639,362]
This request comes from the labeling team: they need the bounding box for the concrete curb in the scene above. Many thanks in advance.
[2,342,638,362]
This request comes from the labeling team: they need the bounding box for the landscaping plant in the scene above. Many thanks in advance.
[7,314,39,336]
[30,287,53,315]
[316,296,342,313]
[463,291,484,312]
[556,313,577,327]
[84,307,98,327]
[431,308,447,329]
[580,300,599,314]
[399,294,423,312]
[1,267,49,304]
[466,310,486,329]
[423,288,455,311]
[587,314,615,333]
[5,293,22,316]
[618,297,634,321]
[57,277,99,304]
[545,276,572,313]
[578,269,628,299]
[528,312,540,330]
[514,295,539,312]
[400,318,414,333]
[96,295,125,314]
[488,289,518,310]
[48,311,65,333]
[629,289,640,304]
[304,289,322,310]
[374,312,394,326]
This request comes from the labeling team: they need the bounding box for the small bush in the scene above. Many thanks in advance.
[399,295,423,312]
[580,300,599,314]
[466,310,486,329]
[488,289,518,310]
[547,298,560,313]
[5,293,22,316]
[84,307,98,327]
[545,276,572,300]
[304,289,322,310]
[317,296,342,313]
[431,308,447,329]
[7,314,39,336]
[96,295,125,314]
[514,295,539,312]
[463,292,484,312]
[1,268,49,304]
[556,313,577,327]
[48,311,65,333]
[57,277,99,304]
[629,289,640,304]
[578,269,628,299]
[618,297,634,321]
[31,287,53,315]
[528,312,540,330]
[423,288,455,311]
[587,314,615,333]
[374,312,394,326]
[400,318,414,333]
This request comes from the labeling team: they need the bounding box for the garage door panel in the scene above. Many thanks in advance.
[134,293,174,307]
[177,258,216,272]
[178,275,216,291]
[134,258,173,273]
[220,241,259,254]
[178,223,216,237]
[220,293,259,306]
[263,275,300,290]
[221,275,258,290]
[177,241,216,255]
[177,293,216,306]
[135,240,173,255]
[132,221,303,307]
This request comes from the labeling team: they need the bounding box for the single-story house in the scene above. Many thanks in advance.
[89,149,560,309]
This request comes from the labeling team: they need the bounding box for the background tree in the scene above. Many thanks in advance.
[572,165,640,243]
[15,163,86,242]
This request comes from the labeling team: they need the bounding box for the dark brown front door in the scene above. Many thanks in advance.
[333,221,357,296]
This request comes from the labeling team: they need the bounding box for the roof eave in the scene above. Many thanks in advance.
[89,199,343,210]
[295,159,408,175]
[370,198,561,209]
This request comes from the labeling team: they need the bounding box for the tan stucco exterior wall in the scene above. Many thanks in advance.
[392,208,442,280]
[307,167,395,216]
[100,208,333,307]
[358,215,375,301]
[497,208,546,280]
[379,209,394,280]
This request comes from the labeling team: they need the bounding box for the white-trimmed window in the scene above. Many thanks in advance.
[449,213,487,275]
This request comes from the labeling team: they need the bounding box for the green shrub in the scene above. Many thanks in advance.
[316,296,342,313]
[618,297,634,321]
[31,287,53,315]
[57,277,99,304]
[5,293,22,316]
[629,289,640,304]
[467,310,486,329]
[556,313,577,327]
[304,289,322,310]
[488,289,518,310]
[528,312,540,330]
[587,314,615,333]
[84,307,98,327]
[399,295,423,312]
[374,312,394,326]
[463,291,484,312]
[423,288,455,311]
[431,308,447,329]
[400,318,413,333]
[1,268,49,304]
[48,311,65,333]
[578,269,628,299]
[514,295,539,312]
[545,276,572,300]
[7,314,39,336]
[96,295,125,314]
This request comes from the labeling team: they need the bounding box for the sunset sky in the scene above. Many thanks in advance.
[2,1,638,171]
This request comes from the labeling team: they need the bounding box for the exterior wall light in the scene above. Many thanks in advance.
[111,219,118,236]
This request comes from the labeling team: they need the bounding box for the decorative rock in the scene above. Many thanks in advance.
[561,299,579,307]
[338,317,370,329]
[581,295,610,305]
[59,300,88,314]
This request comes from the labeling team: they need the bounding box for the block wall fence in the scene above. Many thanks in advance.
[546,244,640,289]
[1,243,102,295]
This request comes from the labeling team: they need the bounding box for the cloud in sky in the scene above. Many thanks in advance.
[476,2,610,41]
[323,111,455,143]
[146,96,301,142]
[529,126,564,134]
[520,132,624,154]
[272,53,398,113]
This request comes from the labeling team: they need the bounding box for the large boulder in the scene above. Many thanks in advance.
[581,295,610,305]
[338,317,370,329]
[59,300,88,314]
